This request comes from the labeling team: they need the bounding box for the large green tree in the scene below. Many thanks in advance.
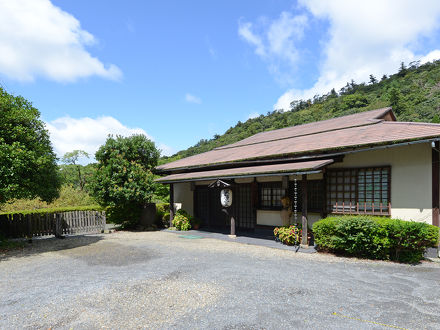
[0,87,61,204]
[89,134,160,224]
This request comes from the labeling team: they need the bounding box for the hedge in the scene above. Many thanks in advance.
[0,205,105,216]
[312,215,439,263]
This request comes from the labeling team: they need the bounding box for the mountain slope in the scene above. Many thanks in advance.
[160,60,440,165]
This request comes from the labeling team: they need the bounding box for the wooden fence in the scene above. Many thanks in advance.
[0,210,106,239]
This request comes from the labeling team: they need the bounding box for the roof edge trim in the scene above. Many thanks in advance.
[156,170,323,184]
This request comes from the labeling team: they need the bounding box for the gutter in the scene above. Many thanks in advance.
[156,170,323,184]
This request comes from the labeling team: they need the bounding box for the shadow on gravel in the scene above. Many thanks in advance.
[0,235,104,262]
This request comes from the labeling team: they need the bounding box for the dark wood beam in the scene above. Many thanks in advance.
[433,142,439,227]
[301,174,308,247]
[169,183,174,228]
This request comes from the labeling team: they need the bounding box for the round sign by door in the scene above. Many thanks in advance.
[220,188,233,207]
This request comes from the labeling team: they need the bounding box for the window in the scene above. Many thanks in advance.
[327,167,390,215]
[287,180,324,213]
[259,182,283,209]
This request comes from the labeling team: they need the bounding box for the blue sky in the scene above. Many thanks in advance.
[2,0,440,162]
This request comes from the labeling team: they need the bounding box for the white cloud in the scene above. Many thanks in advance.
[238,0,440,111]
[0,0,122,82]
[420,50,440,64]
[185,93,202,104]
[273,0,440,110]
[45,116,173,161]
[157,143,176,157]
[239,12,308,83]
[247,112,260,120]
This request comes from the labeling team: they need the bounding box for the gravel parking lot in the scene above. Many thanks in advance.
[1,230,440,329]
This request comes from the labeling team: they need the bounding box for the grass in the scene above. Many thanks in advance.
[0,236,25,253]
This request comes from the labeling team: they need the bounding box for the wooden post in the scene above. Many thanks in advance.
[26,214,32,238]
[433,141,439,227]
[102,211,106,233]
[301,174,308,247]
[230,214,236,237]
[282,175,289,194]
[55,213,62,238]
[169,183,174,227]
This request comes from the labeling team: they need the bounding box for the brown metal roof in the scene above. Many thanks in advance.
[215,107,394,150]
[158,108,440,172]
[156,159,333,183]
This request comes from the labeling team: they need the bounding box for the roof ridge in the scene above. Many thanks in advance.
[215,107,393,151]
[214,120,383,151]
[383,121,440,126]
[245,107,392,137]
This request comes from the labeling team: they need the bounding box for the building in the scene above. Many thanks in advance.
[156,108,440,239]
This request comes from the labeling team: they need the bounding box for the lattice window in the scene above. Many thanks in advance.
[287,180,324,213]
[327,167,391,215]
[259,182,282,209]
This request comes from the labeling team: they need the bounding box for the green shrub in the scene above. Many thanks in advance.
[155,203,169,228]
[172,209,192,231]
[0,205,104,216]
[105,202,141,227]
[162,212,170,225]
[313,215,439,263]
[377,218,439,263]
[311,217,339,250]
[0,185,97,213]
[274,225,301,245]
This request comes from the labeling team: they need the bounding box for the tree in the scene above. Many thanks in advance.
[341,93,369,110]
[89,135,160,225]
[61,150,90,190]
[397,62,407,77]
[0,87,61,204]
[388,87,403,115]
[369,74,377,84]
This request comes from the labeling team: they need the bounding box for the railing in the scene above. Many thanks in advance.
[0,210,106,239]
[331,201,391,216]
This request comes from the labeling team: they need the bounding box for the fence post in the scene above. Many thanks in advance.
[26,214,32,239]
[101,211,106,233]
[55,213,63,238]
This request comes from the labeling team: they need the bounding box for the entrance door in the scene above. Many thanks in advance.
[195,184,256,231]
[194,186,228,229]
[233,184,256,230]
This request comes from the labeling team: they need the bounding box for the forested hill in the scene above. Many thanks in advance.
[160,60,440,165]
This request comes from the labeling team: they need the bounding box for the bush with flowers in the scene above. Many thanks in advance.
[172,209,192,231]
[274,224,301,246]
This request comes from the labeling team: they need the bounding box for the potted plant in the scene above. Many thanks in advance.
[191,216,202,230]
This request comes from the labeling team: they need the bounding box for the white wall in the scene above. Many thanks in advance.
[173,182,194,216]
[329,143,433,224]
[256,210,321,226]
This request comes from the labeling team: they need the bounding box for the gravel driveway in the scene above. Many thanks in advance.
[1,230,440,329]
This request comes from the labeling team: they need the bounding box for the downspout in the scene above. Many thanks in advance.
[432,141,439,227]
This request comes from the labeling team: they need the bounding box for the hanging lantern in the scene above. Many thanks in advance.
[220,188,233,207]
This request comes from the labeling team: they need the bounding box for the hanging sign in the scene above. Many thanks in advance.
[220,188,233,207]
[208,179,231,188]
